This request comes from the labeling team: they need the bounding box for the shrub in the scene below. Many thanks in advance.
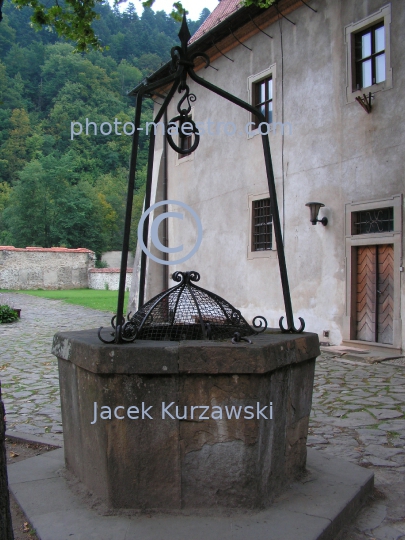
[95,260,108,269]
[0,305,19,324]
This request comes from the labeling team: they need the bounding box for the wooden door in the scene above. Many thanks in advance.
[356,244,394,345]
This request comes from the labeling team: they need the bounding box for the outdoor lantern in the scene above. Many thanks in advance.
[305,202,328,226]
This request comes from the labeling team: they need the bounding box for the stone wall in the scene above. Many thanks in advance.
[101,251,135,268]
[0,246,95,290]
[88,268,133,291]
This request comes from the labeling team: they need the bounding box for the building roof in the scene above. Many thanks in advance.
[129,0,303,97]
[190,0,243,44]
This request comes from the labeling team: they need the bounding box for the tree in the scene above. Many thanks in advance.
[0,108,32,182]
[0,0,188,52]
[0,382,14,540]
[0,0,267,53]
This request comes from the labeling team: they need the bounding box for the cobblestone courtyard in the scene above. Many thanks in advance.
[1,292,405,539]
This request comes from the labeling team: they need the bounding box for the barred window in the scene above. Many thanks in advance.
[252,198,272,251]
[352,207,393,235]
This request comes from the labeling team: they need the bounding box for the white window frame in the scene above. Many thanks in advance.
[247,193,277,260]
[345,4,392,104]
[247,64,276,139]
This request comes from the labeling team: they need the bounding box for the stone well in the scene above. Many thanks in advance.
[52,329,319,510]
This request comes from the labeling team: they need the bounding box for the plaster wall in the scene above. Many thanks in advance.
[0,247,95,290]
[130,0,405,350]
[101,251,135,268]
[88,269,133,291]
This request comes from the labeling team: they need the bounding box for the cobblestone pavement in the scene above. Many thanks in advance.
[0,292,111,443]
[309,357,405,540]
[1,293,405,537]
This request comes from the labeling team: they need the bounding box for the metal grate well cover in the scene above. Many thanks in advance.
[115,271,267,342]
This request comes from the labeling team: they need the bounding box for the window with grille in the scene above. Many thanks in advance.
[252,198,272,251]
[355,22,385,89]
[253,77,273,129]
[352,207,393,235]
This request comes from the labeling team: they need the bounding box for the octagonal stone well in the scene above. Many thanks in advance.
[52,329,319,510]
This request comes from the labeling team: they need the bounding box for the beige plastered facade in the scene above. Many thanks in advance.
[130,0,405,352]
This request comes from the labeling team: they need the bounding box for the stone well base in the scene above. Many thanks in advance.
[52,330,319,510]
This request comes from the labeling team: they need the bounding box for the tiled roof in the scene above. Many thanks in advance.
[0,246,94,253]
[89,268,133,273]
[190,0,243,43]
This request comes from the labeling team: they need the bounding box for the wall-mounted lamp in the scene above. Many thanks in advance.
[305,202,328,226]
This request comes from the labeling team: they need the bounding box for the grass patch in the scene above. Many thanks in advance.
[1,289,130,313]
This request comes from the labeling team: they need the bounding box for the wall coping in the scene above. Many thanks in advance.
[52,329,320,375]
[89,268,133,273]
[0,246,94,253]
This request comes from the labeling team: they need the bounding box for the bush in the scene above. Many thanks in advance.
[0,305,19,324]
[95,260,108,269]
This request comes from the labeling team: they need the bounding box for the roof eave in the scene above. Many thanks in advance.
[128,3,268,97]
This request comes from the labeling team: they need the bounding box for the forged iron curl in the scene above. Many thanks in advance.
[98,314,126,344]
[252,316,268,334]
[167,84,200,155]
[279,316,305,333]
[177,85,196,115]
[172,270,200,284]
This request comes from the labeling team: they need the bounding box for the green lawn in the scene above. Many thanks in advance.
[0,289,130,313]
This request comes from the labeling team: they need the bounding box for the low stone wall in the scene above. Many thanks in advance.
[88,268,133,291]
[0,246,95,290]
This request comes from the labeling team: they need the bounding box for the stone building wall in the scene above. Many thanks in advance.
[88,268,133,291]
[132,0,405,351]
[0,247,95,290]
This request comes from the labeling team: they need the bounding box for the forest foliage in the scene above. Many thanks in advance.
[0,2,210,255]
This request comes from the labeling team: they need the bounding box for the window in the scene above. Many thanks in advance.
[352,207,393,235]
[253,77,273,128]
[247,64,276,138]
[252,198,272,251]
[345,5,392,103]
[355,23,385,89]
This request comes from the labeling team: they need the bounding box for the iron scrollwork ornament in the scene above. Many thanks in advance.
[279,316,305,333]
[165,21,208,156]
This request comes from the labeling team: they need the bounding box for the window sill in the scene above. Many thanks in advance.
[346,77,392,104]
[247,249,277,260]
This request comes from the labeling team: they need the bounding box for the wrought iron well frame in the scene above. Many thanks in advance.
[106,15,305,344]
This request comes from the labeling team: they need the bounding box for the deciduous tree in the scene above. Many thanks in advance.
[0,382,14,540]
